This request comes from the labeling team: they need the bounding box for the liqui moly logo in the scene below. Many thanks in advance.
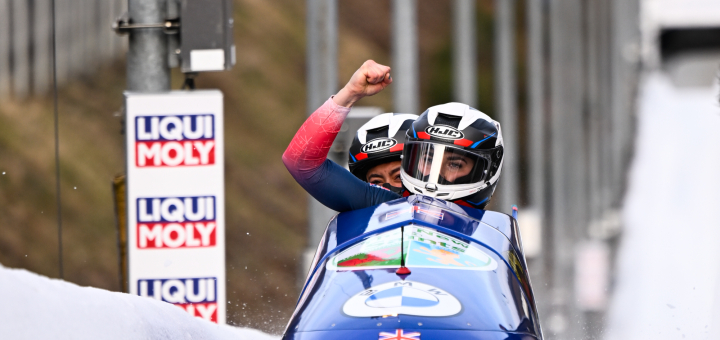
[135,196,217,249]
[138,277,218,322]
[135,115,215,167]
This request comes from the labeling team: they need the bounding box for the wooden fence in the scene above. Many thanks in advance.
[0,0,126,99]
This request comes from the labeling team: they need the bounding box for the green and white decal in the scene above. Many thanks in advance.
[327,225,497,271]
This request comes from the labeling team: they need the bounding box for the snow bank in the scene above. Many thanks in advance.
[0,263,279,340]
[604,73,720,339]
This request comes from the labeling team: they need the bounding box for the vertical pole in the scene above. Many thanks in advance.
[304,0,338,285]
[0,0,11,98]
[33,0,52,95]
[392,0,419,114]
[12,0,30,98]
[525,0,547,320]
[598,0,612,214]
[494,0,517,213]
[527,0,544,220]
[610,0,640,207]
[453,0,477,107]
[70,0,81,76]
[55,0,67,84]
[127,0,169,92]
[586,0,601,227]
[549,0,585,338]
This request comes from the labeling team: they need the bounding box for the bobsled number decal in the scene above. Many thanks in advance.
[343,281,461,317]
[327,226,498,271]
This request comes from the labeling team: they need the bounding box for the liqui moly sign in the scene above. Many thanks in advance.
[135,196,217,249]
[135,115,216,167]
[125,91,226,324]
[139,277,219,322]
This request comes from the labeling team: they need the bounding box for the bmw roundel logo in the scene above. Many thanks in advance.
[343,280,462,317]
[425,125,464,140]
[361,138,398,153]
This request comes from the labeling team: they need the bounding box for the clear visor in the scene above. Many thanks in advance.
[401,142,491,185]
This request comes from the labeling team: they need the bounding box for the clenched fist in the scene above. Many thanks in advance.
[333,60,392,108]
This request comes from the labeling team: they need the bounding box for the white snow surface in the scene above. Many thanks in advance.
[0,263,279,340]
[604,73,720,339]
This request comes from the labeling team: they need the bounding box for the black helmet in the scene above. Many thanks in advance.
[348,113,418,182]
[400,102,504,208]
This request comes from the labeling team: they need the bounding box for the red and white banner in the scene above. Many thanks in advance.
[125,91,225,324]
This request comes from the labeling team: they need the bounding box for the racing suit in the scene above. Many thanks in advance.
[282,97,400,212]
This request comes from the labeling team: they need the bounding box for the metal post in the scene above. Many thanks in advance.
[55,0,69,84]
[127,0,169,92]
[549,0,585,338]
[525,0,547,321]
[598,0,612,215]
[453,0,477,107]
[392,0,419,114]
[0,0,11,98]
[33,0,52,95]
[610,0,640,207]
[306,0,337,115]
[303,0,338,286]
[527,0,544,220]
[494,0,517,213]
[12,0,30,98]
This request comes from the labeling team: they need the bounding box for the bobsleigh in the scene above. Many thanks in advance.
[283,195,543,340]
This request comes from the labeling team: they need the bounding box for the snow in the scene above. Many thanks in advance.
[604,72,720,339]
[0,263,279,340]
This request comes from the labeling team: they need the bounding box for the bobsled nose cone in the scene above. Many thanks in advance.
[396,266,411,276]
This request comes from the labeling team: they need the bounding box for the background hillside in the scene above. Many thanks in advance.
[0,0,506,333]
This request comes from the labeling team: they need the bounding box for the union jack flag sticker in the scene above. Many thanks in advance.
[378,329,421,340]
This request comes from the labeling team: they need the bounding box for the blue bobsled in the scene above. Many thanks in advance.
[283,195,543,340]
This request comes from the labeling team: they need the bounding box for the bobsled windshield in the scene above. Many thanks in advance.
[327,225,498,272]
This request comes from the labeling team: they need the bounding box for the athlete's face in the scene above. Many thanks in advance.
[366,160,402,187]
[417,150,475,183]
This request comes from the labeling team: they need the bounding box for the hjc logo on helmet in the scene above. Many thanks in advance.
[425,125,464,140]
[361,137,398,153]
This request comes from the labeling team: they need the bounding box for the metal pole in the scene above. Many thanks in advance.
[549,0,585,338]
[392,0,419,114]
[525,0,547,321]
[598,0,612,215]
[12,0,30,98]
[303,0,338,286]
[494,0,517,213]
[527,0,544,221]
[126,0,169,92]
[0,0,11,98]
[610,0,640,207]
[453,0,477,107]
[33,0,52,95]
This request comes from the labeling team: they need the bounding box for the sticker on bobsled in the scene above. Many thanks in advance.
[379,329,421,340]
[343,281,461,317]
[327,225,497,271]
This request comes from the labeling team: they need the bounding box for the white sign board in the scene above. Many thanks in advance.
[125,90,225,324]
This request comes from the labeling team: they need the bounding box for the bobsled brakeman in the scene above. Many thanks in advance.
[282,195,543,340]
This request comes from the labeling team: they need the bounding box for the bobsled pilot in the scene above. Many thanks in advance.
[282,60,504,211]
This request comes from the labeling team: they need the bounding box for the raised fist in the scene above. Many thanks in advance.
[333,60,392,107]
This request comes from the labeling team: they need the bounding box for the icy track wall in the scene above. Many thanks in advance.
[0,263,278,340]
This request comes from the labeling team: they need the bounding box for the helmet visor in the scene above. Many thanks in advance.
[401,142,491,186]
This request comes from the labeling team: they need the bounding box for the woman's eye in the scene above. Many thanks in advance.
[371,180,383,185]
[448,162,462,169]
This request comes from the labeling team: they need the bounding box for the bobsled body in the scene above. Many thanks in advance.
[283,195,542,340]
